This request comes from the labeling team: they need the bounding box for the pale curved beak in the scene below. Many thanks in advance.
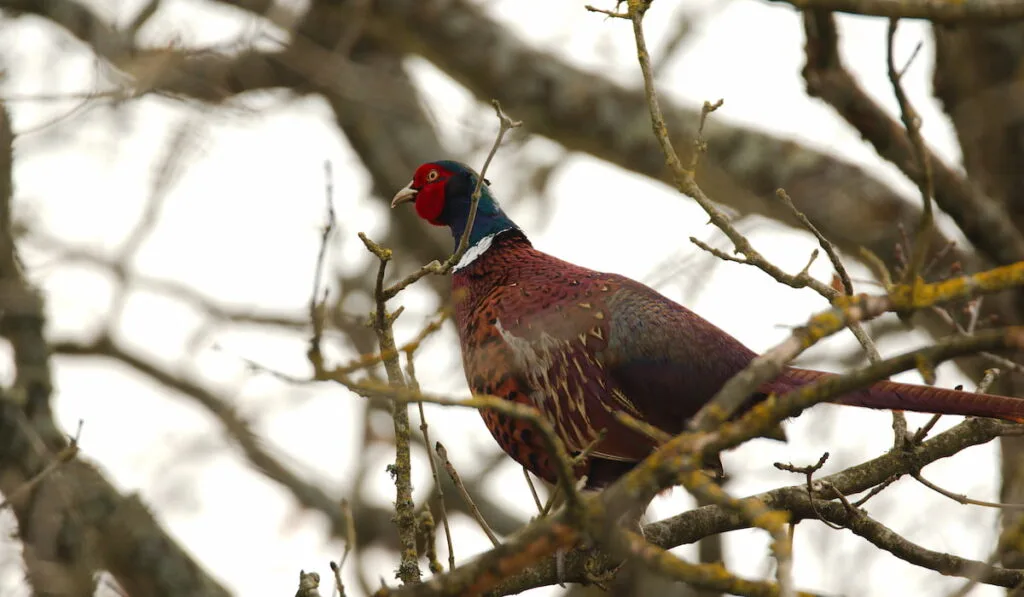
[391,181,418,208]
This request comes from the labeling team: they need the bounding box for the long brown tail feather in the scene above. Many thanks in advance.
[765,367,1024,424]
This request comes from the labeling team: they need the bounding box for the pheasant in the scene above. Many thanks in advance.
[392,160,1024,489]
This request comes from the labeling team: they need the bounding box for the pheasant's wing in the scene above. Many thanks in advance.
[488,271,656,463]
[491,271,768,487]
[597,275,763,431]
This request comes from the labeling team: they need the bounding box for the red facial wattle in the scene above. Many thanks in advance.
[409,163,454,226]
[414,181,446,225]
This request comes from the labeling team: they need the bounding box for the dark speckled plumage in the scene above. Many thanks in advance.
[393,161,1024,489]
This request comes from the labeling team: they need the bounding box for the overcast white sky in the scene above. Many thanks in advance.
[0,0,1002,595]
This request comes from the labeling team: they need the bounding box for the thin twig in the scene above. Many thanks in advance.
[331,499,356,597]
[912,369,1000,444]
[454,100,522,260]
[931,305,1024,374]
[0,421,82,511]
[408,351,455,571]
[523,467,545,515]
[966,297,983,335]
[774,453,843,530]
[887,21,934,288]
[851,474,901,508]
[436,442,500,546]
[329,561,347,597]
[820,481,859,514]
[340,498,356,569]
[977,368,1001,393]
[772,188,884,366]
[919,238,958,280]
[584,4,628,18]
[913,472,1024,510]
[307,160,336,373]
[776,188,853,296]
[910,414,943,445]
[324,313,447,378]
[541,483,562,517]
[689,99,725,170]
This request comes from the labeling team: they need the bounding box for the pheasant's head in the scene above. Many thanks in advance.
[391,160,518,248]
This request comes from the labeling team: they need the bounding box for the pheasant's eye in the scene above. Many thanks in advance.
[426,169,440,182]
